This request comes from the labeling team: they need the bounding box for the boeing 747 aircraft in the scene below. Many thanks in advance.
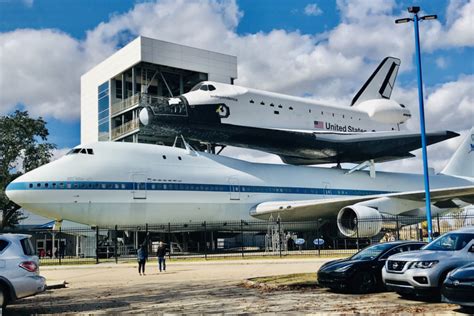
[138,57,456,165]
[5,129,474,238]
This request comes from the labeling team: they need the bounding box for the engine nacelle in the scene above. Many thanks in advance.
[337,205,383,238]
[356,99,411,124]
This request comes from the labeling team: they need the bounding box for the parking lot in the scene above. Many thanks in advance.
[6,258,467,314]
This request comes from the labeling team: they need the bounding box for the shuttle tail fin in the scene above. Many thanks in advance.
[351,57,401,106]
[442,128,474,179]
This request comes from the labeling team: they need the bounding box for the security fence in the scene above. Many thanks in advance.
[2,213,473,265]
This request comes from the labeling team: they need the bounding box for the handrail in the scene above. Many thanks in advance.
[111,118,139,140]
[111,94,141,116]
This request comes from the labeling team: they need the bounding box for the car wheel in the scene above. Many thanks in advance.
[0,285,7,309]
[352,271,377,294]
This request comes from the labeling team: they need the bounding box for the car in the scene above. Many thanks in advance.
[441,262,474,309]
[382,226,474,299]
[317,241,425,293]
[0,234,46,309]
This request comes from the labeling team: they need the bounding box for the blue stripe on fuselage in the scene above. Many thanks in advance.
[6,181,390,196]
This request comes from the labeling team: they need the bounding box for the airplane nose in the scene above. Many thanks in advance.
[5,175,29,204]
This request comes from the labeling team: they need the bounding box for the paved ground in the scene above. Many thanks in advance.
[6,258,470,314]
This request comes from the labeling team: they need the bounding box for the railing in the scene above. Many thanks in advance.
[111,118,139,140]
[111,93,141,116]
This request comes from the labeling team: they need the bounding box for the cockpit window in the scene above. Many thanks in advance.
[67,148,94,155]
[190,83,204,91]
[200,85,209,91]
[208,85,216,91]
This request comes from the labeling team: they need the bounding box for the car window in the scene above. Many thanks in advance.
[20,238,35,256]
[0,240,9,252]
[424,233,473,251]
[351,243,394,261]
[380,244,423,259]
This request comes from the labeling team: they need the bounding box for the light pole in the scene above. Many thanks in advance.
[395,7,437,241]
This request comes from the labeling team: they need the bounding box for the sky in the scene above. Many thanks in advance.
[0,0,473,174]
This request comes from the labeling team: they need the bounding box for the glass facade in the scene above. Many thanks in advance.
[98,81,110,141]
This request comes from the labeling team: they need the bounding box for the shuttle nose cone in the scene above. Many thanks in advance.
[139,107,150,126]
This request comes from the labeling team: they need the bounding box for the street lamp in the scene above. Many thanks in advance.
[395,6,437,241]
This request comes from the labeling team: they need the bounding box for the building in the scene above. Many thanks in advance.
[81,36,238,144]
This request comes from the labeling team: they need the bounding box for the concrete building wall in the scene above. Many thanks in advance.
[81,36,237,144]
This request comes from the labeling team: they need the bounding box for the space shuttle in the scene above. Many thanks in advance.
[139,57,457,165]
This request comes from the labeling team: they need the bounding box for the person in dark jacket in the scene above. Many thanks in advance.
[137,244,148,275]
[156,241,168,272]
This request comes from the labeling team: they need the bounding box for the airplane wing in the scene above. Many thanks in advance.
[208,125,458,165]
[250,185,474,221]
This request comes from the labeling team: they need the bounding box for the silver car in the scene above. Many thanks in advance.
[0,234,46,308]
[382,226,474,298]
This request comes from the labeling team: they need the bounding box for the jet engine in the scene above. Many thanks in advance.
[337,205,383,238]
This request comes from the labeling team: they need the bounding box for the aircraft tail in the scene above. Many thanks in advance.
[351,57,401,106]
[442,128,474,179]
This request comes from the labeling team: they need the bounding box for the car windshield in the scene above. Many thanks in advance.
[350,243,394,261]
[424,233,473,251]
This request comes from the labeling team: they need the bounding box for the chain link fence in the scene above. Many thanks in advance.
[2,213,473,265]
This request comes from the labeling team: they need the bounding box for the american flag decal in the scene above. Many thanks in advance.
[314,121,324,129]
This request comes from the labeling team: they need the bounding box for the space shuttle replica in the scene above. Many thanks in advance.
[139,57,456,165]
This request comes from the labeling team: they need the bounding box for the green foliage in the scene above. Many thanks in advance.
[0,110,56,229]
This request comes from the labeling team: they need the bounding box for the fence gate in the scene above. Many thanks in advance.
[132,174,147,199]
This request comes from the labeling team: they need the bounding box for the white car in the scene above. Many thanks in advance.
[0,234,46,308]
[382,227,474,299]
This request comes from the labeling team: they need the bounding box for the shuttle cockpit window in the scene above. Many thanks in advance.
[190,83,204,91]
[200,85,209,91]
[208,85,216,91]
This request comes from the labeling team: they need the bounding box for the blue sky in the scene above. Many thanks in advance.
[0,0,472,171]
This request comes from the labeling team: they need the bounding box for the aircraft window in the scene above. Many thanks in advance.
[67,148,82,155]
[151,184,156,189]
[178,156,182,160]
[52,183,56,187]
[115,184,119,189]
[80,183,85,188]
[270,103,274,107]
[67,183,72,189]
[249,100,254,104]
[60,183,64,188]
[73,183,78,188]
[162,155,167,159]
[343,115,345,118]
[400,104,406,108]
[37,183,41,188]
[260,101,265,105]
[87,149,94,155]
[289,107,293,110]
[101,184,106,189]
[200,85,209,91]
[29,183,33,188]
[278,105,282,108]
[80,148,87,154]
[190,83,203,91]
[274,111,279,115]
[44,183,48,188]
[208,85,216,91]
[321,111,324,115]
[309,109,312,113]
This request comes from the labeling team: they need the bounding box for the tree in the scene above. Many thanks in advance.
[0,110,56,229]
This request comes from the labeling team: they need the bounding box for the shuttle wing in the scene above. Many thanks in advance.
[250,185,474,221]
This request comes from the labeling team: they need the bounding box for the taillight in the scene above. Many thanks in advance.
[19,261,38,272]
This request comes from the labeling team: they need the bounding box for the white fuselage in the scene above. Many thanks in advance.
[6,142,471,227]
[182,81,411,132]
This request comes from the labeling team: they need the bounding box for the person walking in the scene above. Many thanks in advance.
[137,244,148,276]
[157,241,167,272]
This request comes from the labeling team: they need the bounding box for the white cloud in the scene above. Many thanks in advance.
[22,0,33,8]
[304,4,323,16]
[0,29,86,120]
[435,57,448,69]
